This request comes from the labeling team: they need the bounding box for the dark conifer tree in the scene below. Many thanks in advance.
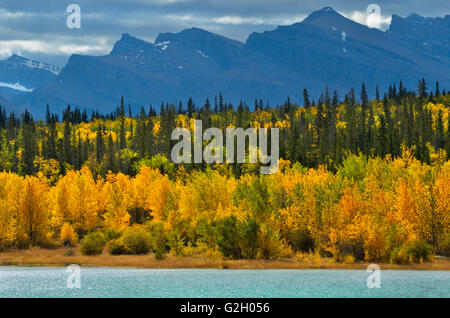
[435,110,445,150]
[135,107,147,157]
[360,82,368,110]
[119,97,126,150]
[303,88,310,108]
[418,78,427,98]
[20,110,37,175]
[105,133,118,173]
[218,93,224,112]
[435,81,440,97]
[45,104,51,125]
[128,105,133,141]
[63,111,72,164]
[96,123,104,163]
[359,84,368,153]
[187,97,195,117]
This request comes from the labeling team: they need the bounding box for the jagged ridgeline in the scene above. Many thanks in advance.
[0,81,449,177]
[1,7,449,117]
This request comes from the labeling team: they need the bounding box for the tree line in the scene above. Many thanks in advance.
[0,80,449,262]
[0,80,449,179]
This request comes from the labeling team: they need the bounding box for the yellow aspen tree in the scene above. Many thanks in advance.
[103,173,131,231]
[145,171,171,221]
[130,166,158,210]
[60,222,78,245]
[179,169,235,221]
[0,172,22,248]
[434,163,450,240]
[69,167,99,233]
[50,173,72,231]
[17,175,49,244]
[394,180,419,242]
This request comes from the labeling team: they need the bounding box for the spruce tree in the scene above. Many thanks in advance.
[303,88,310,108]
[63,111,72,164]
[187,97,195,117]
[435,81,440,97]
[119,97,126,150]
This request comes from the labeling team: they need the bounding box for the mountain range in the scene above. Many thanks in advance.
[1,7,449,118]
[0,54,60,111]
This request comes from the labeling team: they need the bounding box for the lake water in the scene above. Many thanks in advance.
[0,267,448,298]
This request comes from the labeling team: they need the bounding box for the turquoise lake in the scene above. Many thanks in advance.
[0,267,448,298]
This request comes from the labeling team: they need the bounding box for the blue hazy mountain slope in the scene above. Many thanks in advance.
[0,54,60,110]
[0,95,16,113]
[12,7,450,117]
[245,7,450,98]
[23,31,303,116]
[155,27,245,70]
[388,13,450,63]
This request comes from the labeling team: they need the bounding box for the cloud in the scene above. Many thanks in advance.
[0,39,109,57]
[0,8,32,19]
[347,9,392,31]
[0,0,448,65]
[147,0,189,4]
[213,15,306,25]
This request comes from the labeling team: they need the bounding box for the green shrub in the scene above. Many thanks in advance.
[194,216,219,247]
[106,238,129,255]
[337,154,368,183]
[104,229,121,242]
[257,225,284,260]
[338,239,365,262]
[390,247,410,264]
[122,227,151,254]
[438,233,450,257]
[217,216,242,259]
[154,248,166,260]
[168,231,185,256]
[240,217,260,259]
[384,224,409,262]
[80,232,105,255]
[390,240,434,264]
[287,228,314,253]
[148,222,167,259]
[406,240,434,263]
[217,216,285,260]
[134,154,175,177]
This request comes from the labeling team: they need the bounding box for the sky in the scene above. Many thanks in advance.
[0,0,449,66]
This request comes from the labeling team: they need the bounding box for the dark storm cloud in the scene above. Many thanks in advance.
[0,0,449,65]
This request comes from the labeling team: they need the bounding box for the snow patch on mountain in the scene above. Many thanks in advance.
[154,41,170,51]
[196,50,209,58]
[24,59,61,75]
[6,55,61,75]
[0,81,33,92]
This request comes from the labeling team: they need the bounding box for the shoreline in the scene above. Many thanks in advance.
[1,247,449,270]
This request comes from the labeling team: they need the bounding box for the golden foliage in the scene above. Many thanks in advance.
[60,223,78,245]
[0,153,447,262]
